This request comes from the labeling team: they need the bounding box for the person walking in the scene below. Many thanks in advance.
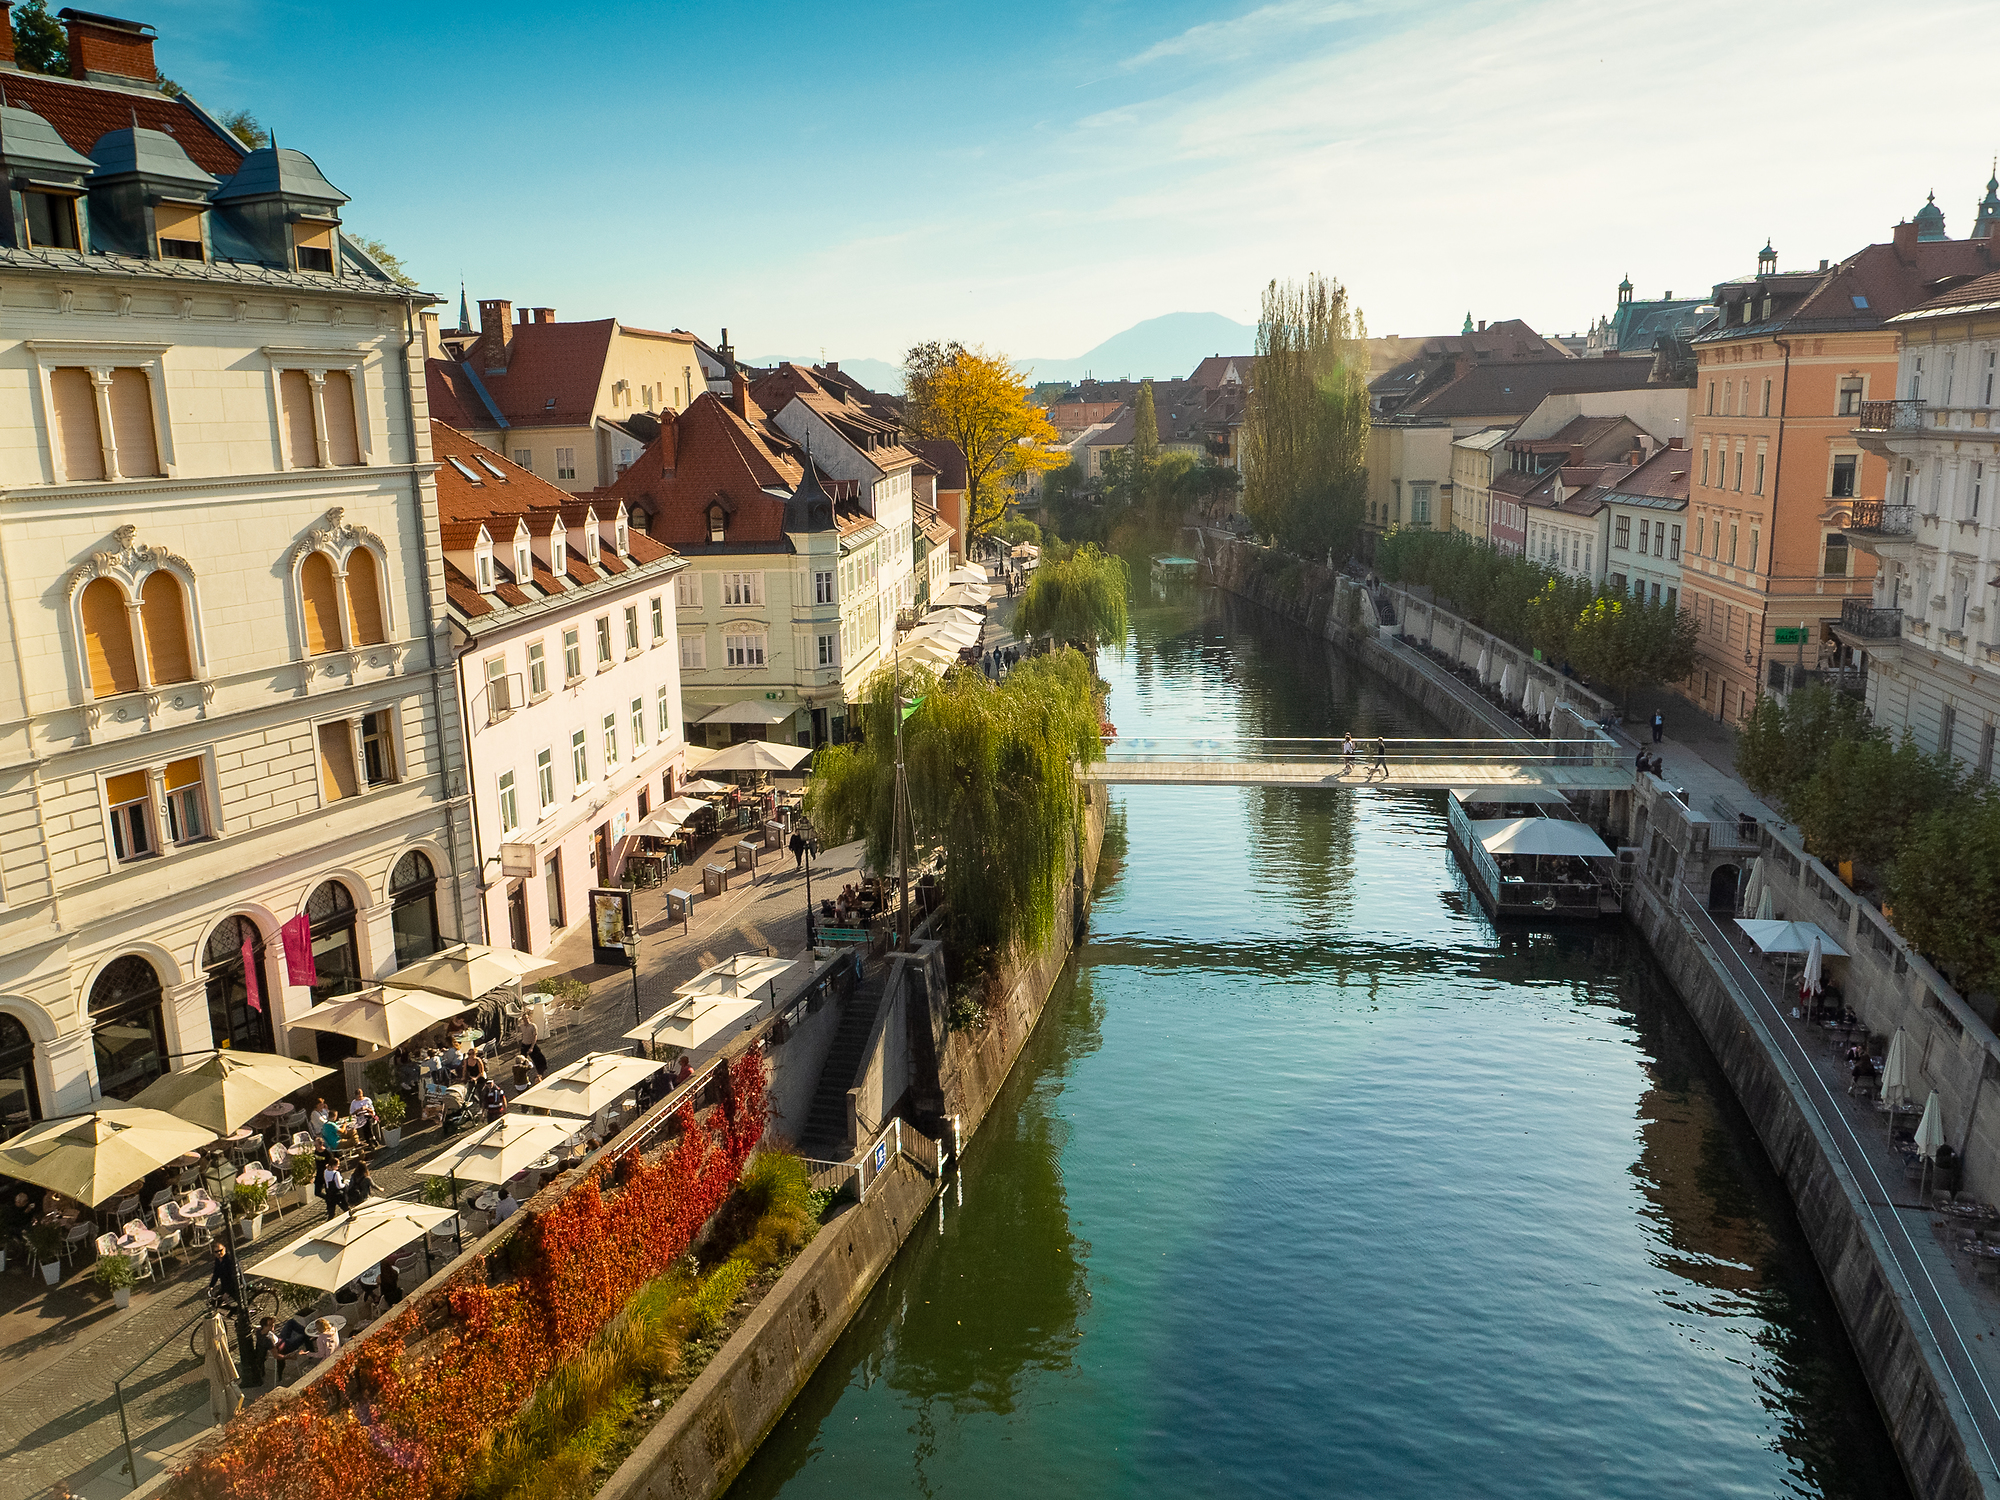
[1342,733,1356,772]
[1374,736,1389,777]
[319,1153,345,1221]
[1651,712,1664,745]
[789,830,807,871]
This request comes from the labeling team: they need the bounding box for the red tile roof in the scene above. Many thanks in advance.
[425,360,486,430]
[607,392,806,552]
[460,320,617,428]
[906,438,968,491]
[2,72,245,176]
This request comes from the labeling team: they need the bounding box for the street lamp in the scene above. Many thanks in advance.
[621,931,643,1029]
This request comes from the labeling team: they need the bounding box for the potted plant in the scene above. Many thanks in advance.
[376,1090,407,1151]
[28,1222,63,1286]
[232,1181,271,1241]
[91,1250,137,1309]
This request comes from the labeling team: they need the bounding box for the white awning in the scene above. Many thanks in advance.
[1450,787,1570,806]
[696,700,794,725]
[1471,818,1613,858]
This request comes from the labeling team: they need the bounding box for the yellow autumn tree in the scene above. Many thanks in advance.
[903,343,1063,553]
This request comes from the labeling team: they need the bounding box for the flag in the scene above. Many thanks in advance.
[241,932,263,1014]
[280,913,317,988]
[900,695,924,723]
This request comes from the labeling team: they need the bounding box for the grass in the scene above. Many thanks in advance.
[464,1152,822,1500]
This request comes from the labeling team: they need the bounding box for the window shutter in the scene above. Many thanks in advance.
[105,770,149,806]
[163,757,203,791]
[280,369,318,468]
[317,722,359,801]
[321,370,361,466]
[344,548,386,645]
[108,368,161,477]
[51,367,104,481]
[81,577,139,697]
[139,571,193,684]
[300,552,342,655]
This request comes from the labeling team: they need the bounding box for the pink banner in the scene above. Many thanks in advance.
[241,933,263,1014]
[280,913,317,988]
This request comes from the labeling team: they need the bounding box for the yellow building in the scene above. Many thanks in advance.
[1449,427,1512,541]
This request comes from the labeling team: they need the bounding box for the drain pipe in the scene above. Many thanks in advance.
[398,293,475,945]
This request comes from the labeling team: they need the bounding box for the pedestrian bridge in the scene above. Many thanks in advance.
[1079,737,1635,793]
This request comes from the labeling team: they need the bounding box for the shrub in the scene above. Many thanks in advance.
[91,1252,136,1290]
[376,1091,407,1129]
[530,976,591,1009]
[287,1154,318,1187]
[231,1182,270,1217]
[276,1281,323,1313]
[689,1258,754,1338]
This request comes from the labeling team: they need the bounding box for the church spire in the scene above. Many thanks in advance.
[457,281,472,335]
[1461,310,1473,335]
[1976,159,2000,238]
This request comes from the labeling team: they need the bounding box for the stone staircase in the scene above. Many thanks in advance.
[798,977,885,1159]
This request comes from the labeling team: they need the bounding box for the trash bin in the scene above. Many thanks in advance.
[764,820,786,850]
[703,863,730,897]
[666,889,695,924]
[735,840,761,873]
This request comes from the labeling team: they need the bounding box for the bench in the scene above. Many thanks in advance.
[818,927,871,944]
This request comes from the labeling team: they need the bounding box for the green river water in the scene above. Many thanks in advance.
[729,575,1909,1499]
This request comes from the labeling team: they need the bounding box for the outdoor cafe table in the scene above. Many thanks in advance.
[237,1164,276,1189]
[116,1223,157,1253]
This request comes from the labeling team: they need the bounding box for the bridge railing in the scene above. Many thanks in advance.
[1099,736,1608,766]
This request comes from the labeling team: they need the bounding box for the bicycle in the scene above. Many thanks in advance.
[191,1277,280,1356]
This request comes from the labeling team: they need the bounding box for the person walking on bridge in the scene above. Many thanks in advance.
[1373,736,1389,777]
[1650,712,1664,745]
[1342,733,1356,772]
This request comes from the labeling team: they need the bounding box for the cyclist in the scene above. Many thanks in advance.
[208,1241,241,1306]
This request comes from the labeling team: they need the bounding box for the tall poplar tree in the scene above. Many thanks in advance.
[1132,380,1159,462]
[1242,275,1370,559]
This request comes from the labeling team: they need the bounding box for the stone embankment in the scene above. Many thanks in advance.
[1203,529,2000,1500]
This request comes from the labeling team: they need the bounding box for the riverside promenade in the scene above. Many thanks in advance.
[0,838,865,1500]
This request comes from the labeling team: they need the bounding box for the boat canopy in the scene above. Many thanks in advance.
[1470,818,1614,858]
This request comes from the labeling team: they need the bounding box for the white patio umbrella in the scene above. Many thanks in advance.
[393,943,555,1004]
[511,1052,666,1119]
[1881,1028,1913,1133]
[1498,665,1511,698]
[417,1115,580,1187]
[635,811,689,840]
[1801,935,1825,999]
[624,996,762,1057]
[1537,689,1550,720]
[285,986,475,1050]
[1756,886,1775,921]
[1740,857,1763,915]
[675,953,794,1003]
[0,1108,217,1206]
[131,1053,333,1137]
[947,563,990,584]
[1915,1090,1946,1159]
[250,1200,459,1290]
[660,795,713,822]
[900,638,965,670]
[1476,648,1489,682]
[680,778,733,796]
[699,741,813,775]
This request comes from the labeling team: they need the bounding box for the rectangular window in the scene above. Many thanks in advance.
[1732,448,1744,492]
[50,366,105,481]
[1696,517,1706,554]
[476,552,494,591]
[676,572,702,608]
[107,368,161,477]
[1705,381,1715,415]
[1823,534,1848,576]
[650,596,665,642]
[1753,451,1766,495]
[724,632,767,668]
[484,654,510,717]
[512,448,533,470]
[595,616,612,666]
[1837,378,1864,416]
[657,685,672,736]
[1700,445,1711,488]
[555,446,577,481]
[1761,379,1772,416]
[571,728,588,786]
[624,605,640,654]
[162,757,207,842]
[1666,587,1676,610]
[680,633,706,670]
[1980,724,1995,782]
[528,640,547,697]
[1941,705,1958,760]
[498,770,519,834]
[1972,462,1985,520]
[563,627,582,682]
[815,569,835,605]
[1614,516,1630,549]
[1729,524,1739,565]
[1610,573,1627,594]
[1637,520,1650,554]
[722,572,763,607]
[631,696,645,750]
[106,768,152,860]
[1668,524,1681,560]
[24,188,81,250]
[818,633,836,667]
[360,710,397,786]
[1748,528,1759,571]
[537,747,556,812]
[602,713,619,766]
[317,722,359,802]
[1831,455,1857,499]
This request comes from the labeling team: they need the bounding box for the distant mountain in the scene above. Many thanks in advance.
[1014,312,1258,387]
[743,355,905,393]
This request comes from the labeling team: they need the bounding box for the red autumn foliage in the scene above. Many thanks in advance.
[167,1051,769,1500]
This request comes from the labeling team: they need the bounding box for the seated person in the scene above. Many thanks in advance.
[272,1315,311,1363]
[311,1318,341,1360]
[439,1043,464,1080]
[495,1190,519,1223]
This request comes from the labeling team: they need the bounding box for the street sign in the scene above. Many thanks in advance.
[872,1139,889,1173]
[1774,627,1809,645]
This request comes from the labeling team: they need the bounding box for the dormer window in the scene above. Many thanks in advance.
[708,504,726,543]
[515,542,532,582]
[476,549,494,591]
[583,524,600,566]
[551,532,565,575]
[24,189,82,250]
[154,202,206,262]
[291,217,338,274]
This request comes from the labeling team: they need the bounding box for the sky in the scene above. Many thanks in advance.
[142,0,1999,365]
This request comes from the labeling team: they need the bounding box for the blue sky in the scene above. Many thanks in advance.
[147,0,1997,366]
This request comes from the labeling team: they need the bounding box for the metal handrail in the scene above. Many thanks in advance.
[1101,736,1608,765]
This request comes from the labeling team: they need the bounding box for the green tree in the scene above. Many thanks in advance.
[1887,792,2000,994]
[1241,274,1369,560]
[1017,545,1130,652]
[1568,594,1698,706]
[1131,380,1159,462]
[351,235,417,287]
[217,109,270,149]
[900,343,1062,554]
[805,651,1103,956]
[11,0,65,72]
[1732,684,1876,809]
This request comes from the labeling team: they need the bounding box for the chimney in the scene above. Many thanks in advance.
[0,3,16,67]
[419,309,441,361]
[718,327,736,375]
[1663,290,1672,299]
[729,370,749,418]
[1668,436,1685,449]
[825,360,839,374]
[1476,320,1486,333]
[62,9,158,86]
[478,299,513,371]
[532,307,555,324]
[1892,219,1918,261]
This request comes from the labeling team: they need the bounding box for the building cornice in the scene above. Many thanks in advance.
[0,462,439,507]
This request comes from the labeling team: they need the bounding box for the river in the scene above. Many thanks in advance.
[730,573,1909,1499]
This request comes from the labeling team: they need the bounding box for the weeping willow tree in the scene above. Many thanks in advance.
[1016,545,1130,652]
[805,650,1103,956]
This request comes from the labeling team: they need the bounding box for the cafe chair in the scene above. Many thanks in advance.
[120,1224,159,1280]
[62,1222,96,1265]
[149,1187,175,1215]
[153,1220,185,1268]
[280,1109,308,1137]
[94,1232,119,1260]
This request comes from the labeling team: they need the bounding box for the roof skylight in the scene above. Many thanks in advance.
[446,456,483,484]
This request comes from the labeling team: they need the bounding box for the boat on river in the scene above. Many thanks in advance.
[1445,787,1621,919]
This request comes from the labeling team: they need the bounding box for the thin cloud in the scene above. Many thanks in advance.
[1122,0,1377,70]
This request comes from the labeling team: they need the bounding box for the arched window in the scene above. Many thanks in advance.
[390,852,441,968]
[304,880,364,1067]
[344,548,386,646]
[140,571,193,685]
[203,915,274,1056]
[300,552,343,655]
[81,577,138,698]
[88,954,167,1100]
[0,1012,42,1141]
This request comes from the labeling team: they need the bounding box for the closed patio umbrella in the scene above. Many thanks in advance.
[250,1200,459,1290]
[1476,648,1489,682]
[1755,886,1774,921]
[1522,677,1535,713]
[1740,857,1763,915]
[1498,665,1511,698]
[132,1052,333,1137]
[1881,1028,1913,1143]
[0,1108,216,1206]
[1801,935,1825,999]
[1915,1090,1946,1159]
[1537,689,1550,720]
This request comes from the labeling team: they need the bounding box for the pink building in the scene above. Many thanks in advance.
[436,423,687,954]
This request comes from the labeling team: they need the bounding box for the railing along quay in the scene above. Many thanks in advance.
[1098,736,1618,768]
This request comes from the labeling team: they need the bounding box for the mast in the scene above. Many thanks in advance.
[893,643,912,949]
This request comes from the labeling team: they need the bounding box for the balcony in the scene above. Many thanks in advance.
[1853,400,1926,433]
[1842,500,1916,548]
[1837,598,1902,638]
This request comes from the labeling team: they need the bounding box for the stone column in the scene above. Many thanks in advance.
[88,366,122,481]
[361,900,400,982]
[162,977,213,1063]
[305,369,331,468]
[39,1029,97,1114]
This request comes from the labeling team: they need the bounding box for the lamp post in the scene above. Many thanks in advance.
[622,931,644,1057]
[799,815,818,950]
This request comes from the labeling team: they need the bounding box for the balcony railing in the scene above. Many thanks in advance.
[1854,399,1926,432]
[1845,499,1916,534]
[1838,598,1903,638]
